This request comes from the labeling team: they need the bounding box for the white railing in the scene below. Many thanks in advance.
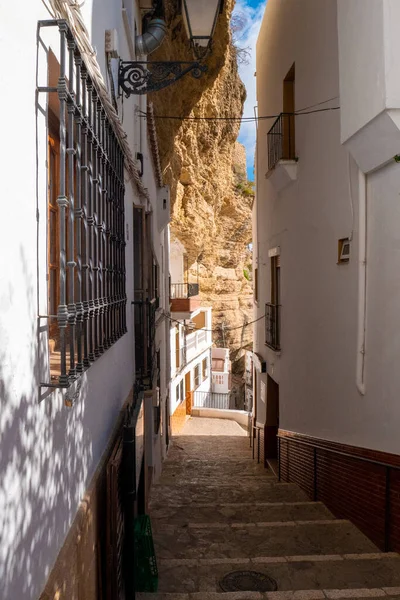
[197,329,207,345]
[186,328,210,362]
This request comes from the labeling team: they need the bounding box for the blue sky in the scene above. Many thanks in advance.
[232,0,266,181]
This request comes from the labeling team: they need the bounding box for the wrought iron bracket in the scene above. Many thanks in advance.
[118,60,207,96]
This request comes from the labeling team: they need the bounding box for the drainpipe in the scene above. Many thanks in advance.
[356,168,367,396]
[135,18,168,56]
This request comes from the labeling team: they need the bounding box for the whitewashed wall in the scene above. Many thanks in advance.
[170,347,212,415]
[0,0,168,597]
[255,0,400,456]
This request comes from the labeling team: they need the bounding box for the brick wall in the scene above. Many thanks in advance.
[279,430,400,553]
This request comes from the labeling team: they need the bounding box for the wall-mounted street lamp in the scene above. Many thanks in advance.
[119,0,224,96]
[182,0,223,58]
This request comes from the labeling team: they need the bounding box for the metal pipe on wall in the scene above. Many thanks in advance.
[356,168,367,396]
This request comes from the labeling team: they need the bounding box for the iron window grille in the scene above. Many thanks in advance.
[267,112,296,171]
[39,20,127,388]
[265,303,281,351]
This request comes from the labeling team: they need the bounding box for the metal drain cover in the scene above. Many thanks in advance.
[219,570,278,592]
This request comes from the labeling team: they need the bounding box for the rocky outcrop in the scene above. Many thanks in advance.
[151,0,253,373]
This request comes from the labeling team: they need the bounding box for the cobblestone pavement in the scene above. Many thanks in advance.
[138,417,400,600]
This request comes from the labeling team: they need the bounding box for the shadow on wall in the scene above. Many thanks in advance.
[0,249,92,599]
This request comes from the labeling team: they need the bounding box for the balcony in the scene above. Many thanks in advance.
[186,327,210,364]
[266,113,298,192]
[170,282,201,315]
[265,303,281,351]
[133,297,158,384]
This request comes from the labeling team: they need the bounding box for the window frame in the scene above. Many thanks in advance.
[44,22,127,388]
[194,364,200,389]
[202,357,208,381]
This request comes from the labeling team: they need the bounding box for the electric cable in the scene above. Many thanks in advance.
[137,106,340,122]
[162,310,265,332]
[296,95,339,113]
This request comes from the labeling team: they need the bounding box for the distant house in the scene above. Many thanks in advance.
[211,347,232,395]
[169,241,213,433]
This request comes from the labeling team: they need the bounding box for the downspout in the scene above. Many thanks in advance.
[135,18,168,56]
[135,17,167,200]
[356,168,367,395]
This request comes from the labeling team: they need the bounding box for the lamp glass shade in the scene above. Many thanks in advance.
[182,0,221,48]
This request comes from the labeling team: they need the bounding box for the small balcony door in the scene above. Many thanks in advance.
[283,63,295,160]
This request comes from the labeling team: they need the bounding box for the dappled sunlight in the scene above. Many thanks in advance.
[0,250,93,599]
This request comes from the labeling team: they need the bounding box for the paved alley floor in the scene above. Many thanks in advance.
[138,417,400,600]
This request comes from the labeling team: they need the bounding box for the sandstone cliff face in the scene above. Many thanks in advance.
[151,0,253,373]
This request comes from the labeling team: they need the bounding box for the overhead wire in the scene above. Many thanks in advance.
[162,310,265,332]
[296,95,339,113]
[138,105,340,123]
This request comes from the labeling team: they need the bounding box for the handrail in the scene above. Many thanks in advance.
[278,433,399,552]
[277,434,400,472]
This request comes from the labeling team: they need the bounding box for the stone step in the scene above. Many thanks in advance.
[149,482,308,507]
[160,461,272,477]
[136,587,400,599]
[166,452,256,462]
[155,554,400,594]
[152,519,378,560]
[155,474,277,486]
[150,501,332,525]
[156,476,277,488]
[157,473,276,485]
[167,446,253,460]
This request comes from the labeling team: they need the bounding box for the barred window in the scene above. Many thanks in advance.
[44,22,126,387]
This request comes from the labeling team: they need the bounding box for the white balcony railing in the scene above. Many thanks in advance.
[186,328,210,363]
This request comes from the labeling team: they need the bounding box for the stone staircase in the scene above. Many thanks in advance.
[137,418,400,600]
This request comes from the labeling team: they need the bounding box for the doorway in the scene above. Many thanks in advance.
[185,371,191,397]
[265,375,280,461]
[283,63,295,160]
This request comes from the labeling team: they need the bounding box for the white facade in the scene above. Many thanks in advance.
[254,0,400,456]
[169,307,213,416]
[211,347,232,394]
[0,1,170,598]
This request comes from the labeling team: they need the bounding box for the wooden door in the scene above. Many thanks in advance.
[265,375,280,459]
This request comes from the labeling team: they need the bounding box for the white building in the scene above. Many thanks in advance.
[211,347,232,395]
[0,0,171,597]
[169,241,213,432]
[254,0,400,553]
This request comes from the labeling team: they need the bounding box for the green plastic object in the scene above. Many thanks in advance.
[134,515,158,592]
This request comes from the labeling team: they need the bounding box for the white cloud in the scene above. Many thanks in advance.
[233,0,266,180]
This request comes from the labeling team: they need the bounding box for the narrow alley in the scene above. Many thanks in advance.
[139,418,400,600]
